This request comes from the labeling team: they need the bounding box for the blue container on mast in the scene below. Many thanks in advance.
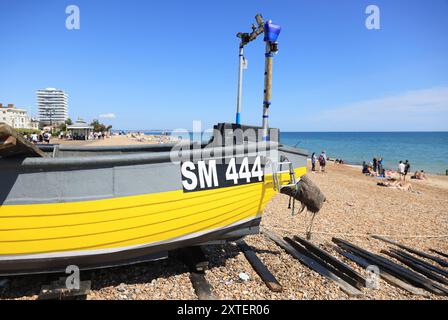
[264,21,281,42]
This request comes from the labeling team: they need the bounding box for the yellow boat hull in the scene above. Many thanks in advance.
[0,168,305,262]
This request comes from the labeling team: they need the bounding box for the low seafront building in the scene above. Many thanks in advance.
[0,103,38,130]
[67,119,94,140]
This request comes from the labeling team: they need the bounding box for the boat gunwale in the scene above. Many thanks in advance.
[1,141,290,170]
[37,141,194,152]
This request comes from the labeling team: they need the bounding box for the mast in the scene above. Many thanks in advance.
[235,14,264,125]
[261,20,281,141]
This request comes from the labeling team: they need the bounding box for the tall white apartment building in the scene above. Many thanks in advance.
[37,88,68,126]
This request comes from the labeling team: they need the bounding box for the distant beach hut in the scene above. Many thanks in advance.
[67,119,93,140]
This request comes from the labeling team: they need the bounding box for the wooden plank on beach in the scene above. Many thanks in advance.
[333,238,448,296]
[334,247,427,296]
[38,278,91,300]
[390,248,448,278]
[292,236,366,288]
[382,250,448,286]
[430,249,448,260]
[262,230,363,297]
[284,237,363,290]
[371,235,448,268]
[334,239,448,295]
[236,240,282,292]
[190,272,215,300]
[0,123,45,158]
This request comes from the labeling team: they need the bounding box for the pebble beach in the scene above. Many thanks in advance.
[49,133,178,146]
[1,156,447,300]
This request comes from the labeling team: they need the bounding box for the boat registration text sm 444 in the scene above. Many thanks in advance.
[181,156,264,192]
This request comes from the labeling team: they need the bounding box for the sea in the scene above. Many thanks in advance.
[140,131,448,175]
[281,132,448,175]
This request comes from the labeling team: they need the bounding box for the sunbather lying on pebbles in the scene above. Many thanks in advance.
[377,180,417,193]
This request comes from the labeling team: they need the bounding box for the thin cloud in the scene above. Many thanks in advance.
[99,113,116,119]
[303,87,448,131]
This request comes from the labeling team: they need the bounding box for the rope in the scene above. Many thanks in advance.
[269,226,448,239]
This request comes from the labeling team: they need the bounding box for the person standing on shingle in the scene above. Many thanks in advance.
[404,160,411,181]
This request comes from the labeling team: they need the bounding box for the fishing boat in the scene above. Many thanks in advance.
[0,15,323,276]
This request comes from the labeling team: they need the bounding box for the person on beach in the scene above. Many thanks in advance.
[362,161,369,174]
[377,180,415,192]
[411,170,427,180]
[319,151,327,173]
[398,161,406,181]
[30,133,37,144]
[373,158,377,173]
[311,152,317,172]
[377,158,383,175]
[404,160,410,179]
[43,131,51,144]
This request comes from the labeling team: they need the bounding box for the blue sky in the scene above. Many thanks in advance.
[0,0,447,131]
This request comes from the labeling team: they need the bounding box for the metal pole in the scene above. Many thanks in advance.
[262,42,273,141]
[236,46,244,125]
[261,20,280,141]
[235,13,264,126]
